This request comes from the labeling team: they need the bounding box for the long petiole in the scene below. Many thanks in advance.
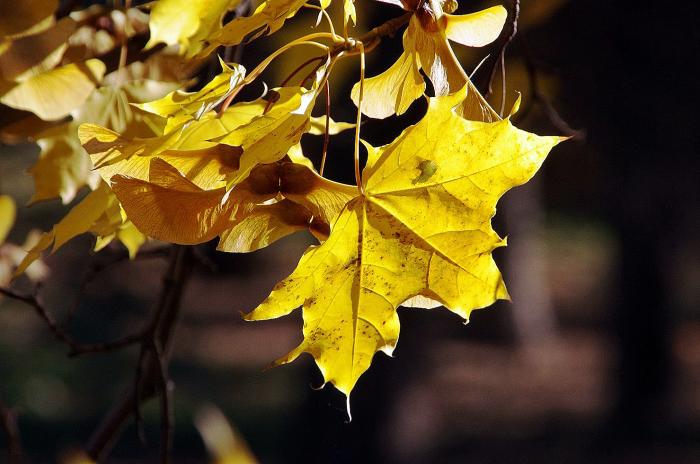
[281,56,325,88]
[303,3,341,42]
[319,79,331,176]
[115,0,132,86]
[354,41,365,194]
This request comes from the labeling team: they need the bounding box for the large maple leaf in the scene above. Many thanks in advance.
[246,88,563,398]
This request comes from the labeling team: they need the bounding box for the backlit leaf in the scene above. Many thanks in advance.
[0,16,76,81]
[29,81,178,204]
[203,0,308,51]
[246,87,563,397]
[30,124,101,204]
[351,27,425,119]
[135,59,245,132]
[0,59,106,121]
[109,156,356,252]
[0,195,15,244]
[308,116,355,135]
[146,0,240,56]
[353,3,506,120]
[15,183,145,276]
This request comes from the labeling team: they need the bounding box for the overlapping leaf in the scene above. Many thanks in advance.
[0,59,106,121]
[108,156,356,252]
[202,0,309,53]
[28,77,180,204]
[246,88,563,396]
[82,77,324,191]
[15,183,146,276]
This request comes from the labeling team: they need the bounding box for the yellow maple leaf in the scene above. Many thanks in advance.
[15,183,145,277]
[246,87,563,398]
[29,79,181,204]
[146,0,240,56]
[0,59,106,121]
[352,1,506,120]
[30,123,101,204]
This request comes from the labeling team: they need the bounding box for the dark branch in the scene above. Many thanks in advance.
[484,0,520,106]
[519,40,586,140]
[0,286,145,357]
[0,286,83,352]
[69,245,171,324]
[85,245,194,463]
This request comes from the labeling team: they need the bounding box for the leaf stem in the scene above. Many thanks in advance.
[354,41,365,195]
[116,0,132,86]
[281,56,325,88]
[320,79,331,175]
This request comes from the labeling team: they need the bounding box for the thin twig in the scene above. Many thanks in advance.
[484,0,520,109]
[354,42,366,194]
[219,12,410,114]
[69,331,145,357]
[0,287,83,352]
[519,40,586,140]
[151,341,173,464]
[320,79,331,175]
[0,400,23,464]
[69,246,171,323]
[0,286,147,357]
[282,56,325,87]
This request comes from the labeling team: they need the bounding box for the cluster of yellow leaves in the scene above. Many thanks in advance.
[78,59,355,253]
[0,2,194,272]
[2,0,564,405]
[149,0,357,57]
[0,196,48,286]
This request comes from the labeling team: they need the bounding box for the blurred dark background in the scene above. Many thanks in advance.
[1,0,699,463]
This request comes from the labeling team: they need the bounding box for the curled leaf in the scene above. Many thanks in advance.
[353,3,506,120]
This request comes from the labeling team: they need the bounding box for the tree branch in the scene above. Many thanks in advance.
[0,286,84,352]
[484,0,520,104]
[0,286,144,357]
[518,40,586,140]
[85,245,194,463]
